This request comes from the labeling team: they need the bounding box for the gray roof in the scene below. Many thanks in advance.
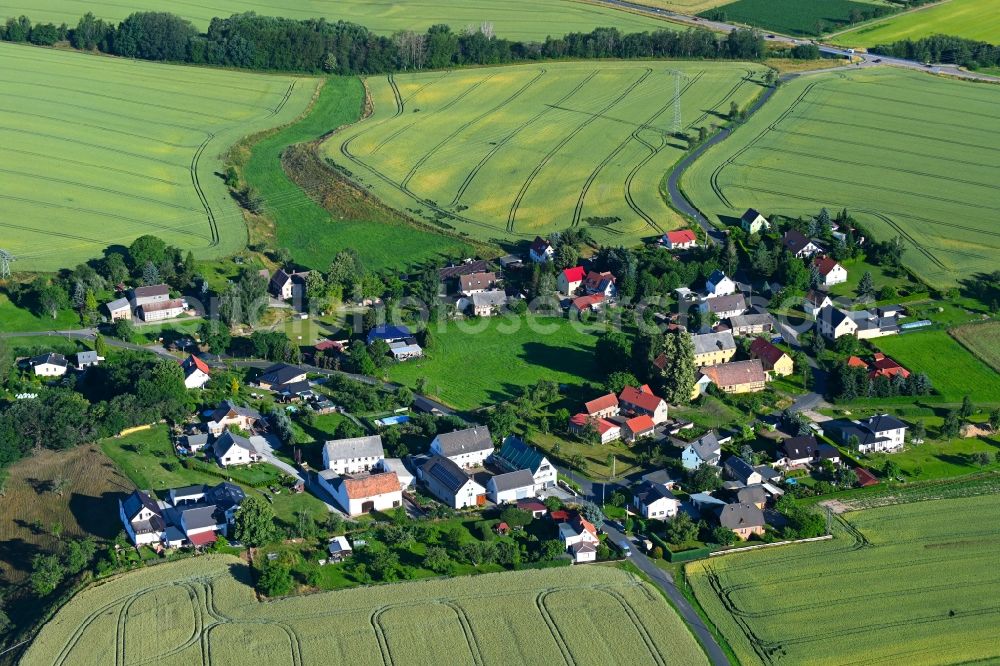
[76,351,100,364]
[121,490,160,520]
[634,481,677,505]
[471,290,507,308]
[259,363,307,387]
[182,434,210,448]
[729,313,774,329]
[422,456,472,493]
[686,432,721,462]
[169,484,209,499]
[106,297,130,312]
[736,485,767,505]
[433,426,493,457]
[641,469,680,486]
[704,293,746,314]
[718,502,765,529]
[779,436,820,460]
[30,352,67,367]
[692,331,736,355]
[724,456,757,482]
[489,469,535,493]
[212,431,256,459]
[131,284,169,298]
[324,435,384,461]
[210,400,261,423]
[863,413,906,433]
[180,505,222,530]
[569,541,595,554]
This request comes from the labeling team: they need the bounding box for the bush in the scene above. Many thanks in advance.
[257,561,294,597]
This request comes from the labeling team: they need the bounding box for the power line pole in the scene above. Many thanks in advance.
[672,72,683,135]
[0,249,12,280]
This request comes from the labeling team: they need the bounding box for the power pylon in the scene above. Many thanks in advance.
[673,71,683,134]
[0,250,12,280]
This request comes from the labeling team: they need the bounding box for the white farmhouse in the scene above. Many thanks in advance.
[430,426,493,469]
[323,435,384,475]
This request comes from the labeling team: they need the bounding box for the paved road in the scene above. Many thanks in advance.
[602,520,730,666]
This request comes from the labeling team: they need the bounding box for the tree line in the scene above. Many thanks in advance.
[3,11,767,74]
[870,34,1000,70]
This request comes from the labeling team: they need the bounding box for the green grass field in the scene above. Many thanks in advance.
[687,492,1000,666]
[0,42,315,272]
[237,76,475,271]
[21,555,710,665]
[324,61,767,247]
[387,316,605,409]
[700,0,888,36]
[873,329,1000,404]
[682,67,1000,289]
[950,321,1000,373]
[0,0,680,40]
[833,0,1000,47]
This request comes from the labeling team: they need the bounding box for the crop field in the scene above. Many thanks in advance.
[0,445,134,584]
[630,0,733,13]
[833,0,1000,47]
[0,42,316,272]
[387,315,605,409]
[682,67,1000,289]
[700,0,888,36]
[874,329,1000,404]
[21,555,709,665]
[686,493,1000,666]
[950,321,1000,373]
[0,0,680,40]
[325,61,767,247]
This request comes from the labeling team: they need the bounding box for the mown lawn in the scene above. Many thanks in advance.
[865,433,1000,481]
[387,315,605,410]
[0,293,79,332]
[874,329,1000,404]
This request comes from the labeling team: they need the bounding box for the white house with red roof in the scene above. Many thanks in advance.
[584,393,619,419]
[662,229,697,250]
[558,266,586,295]
[569,413,621,443]
[181,354,211,389]
[813,256,847,286]
[618,385,669,424]
[623,415,656,442]
[570,293,605,315]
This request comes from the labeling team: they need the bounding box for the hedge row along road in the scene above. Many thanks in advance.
[324,61,768,247]
[0,42,316,272]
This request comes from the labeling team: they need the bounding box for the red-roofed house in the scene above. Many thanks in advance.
[558,266,586,295]
[813,256,847,286]
[624,415,656,442]
[847,353,910,380]
[569,413,621,443]
[181,354,211,389]
[550,509,570,523]
[847,355,869,369]
[618,385,669,424]
[570,293,605,315]
[584,271,617,299]
[855,467,879,487]
[584,393,619,418]
[663,229,697,250]
[314,339,346,353]
[749,337,793,377]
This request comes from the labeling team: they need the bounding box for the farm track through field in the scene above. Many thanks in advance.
[601,589,667,666]
[571,70,703,231]
[507,68,654,232]
[536,590,575,665]
[449,69,600,207]
[441,601,486,666]
[400,69,547,191]
[190,135,220,246]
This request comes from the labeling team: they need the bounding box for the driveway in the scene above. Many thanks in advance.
[601,521,729,666]
[251,434,346,516]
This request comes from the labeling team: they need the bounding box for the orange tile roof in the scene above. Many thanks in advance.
[343,472,399,499]
[619,385,664,413]
[625,414,656,434]
[666,229,696,244]
[584,393,618,415]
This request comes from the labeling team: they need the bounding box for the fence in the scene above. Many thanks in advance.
[708,534,832,557]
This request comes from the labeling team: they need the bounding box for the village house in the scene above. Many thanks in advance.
[119,490,164,546]
[717,502,766,539]
[584,393,619,419]
[749,337,793,376]
[212,431,261,467]
[705,269,738,298]
[105,297,132,322]
[830,414,907,454]
[439,260,491,283]
[623,415,656,442]
[641,468,681,490]
[179,433,210,454]
[681,432,721,470]
[494,436,557,491]
[847,353,910,380]
[269,269,310,300]
[120,482,245,548]
[816,305,859,340]
[632,481,680,520]
[701,293,747,320]
[379,458,414,490]
[569,413,621,443]
[732,485,768,510]
[570,293,605,315]
[776,436,841,468]
[529,236,554,263]
[128,284,170,309]
[206,400,261,436]
[553,511,599,562]
[728,312,775,337]
[366,324,412,345]
[813,256,848,286]
[692,331,737,367]
[849,310,902,340]
[558,266,586,294]
[320,471,402,516]
[804,290,833,317]
[584,271,617,299]
[470,290,508,317]
[323,435,385,475]
[180,354,211,389]
[723,457,764,486]
[782,229,824,258]
[420,456,486,508]
[618,384,669,424]
[698,359,767,394]
[459,271,496,295]
[138,299,186,322]
[388,340,424,361]
[662,228,697,250]
[29,352,68,377]
[486,469,536,504]
[327,536,353,562]
[740,208,771,234]
[75,351,103,369]
[430,426,494,468]
[255,363,308,392]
